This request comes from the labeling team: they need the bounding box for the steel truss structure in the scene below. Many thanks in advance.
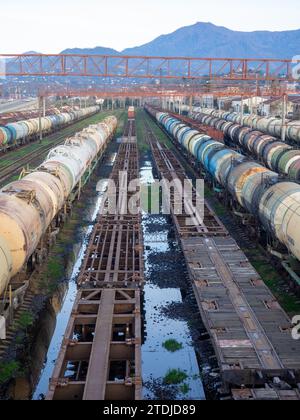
[1,54,300,81]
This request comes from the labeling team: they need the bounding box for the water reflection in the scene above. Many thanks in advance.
[140,156,205,401]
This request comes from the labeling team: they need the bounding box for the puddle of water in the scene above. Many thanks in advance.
[140,157,205,401]
[33,282,76,400]
[107,152,117,165]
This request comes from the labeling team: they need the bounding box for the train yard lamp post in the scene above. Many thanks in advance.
[282,93,288,142]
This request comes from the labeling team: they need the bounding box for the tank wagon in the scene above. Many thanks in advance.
[191,111,300,182]
[0,106,100,152]
[145,106,300,268]
[0,106,69,125]
[199,108,300,144]
[0,116,117,297]
[128,106,135,120]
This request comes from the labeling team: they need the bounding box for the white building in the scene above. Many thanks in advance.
[231,96,265,113]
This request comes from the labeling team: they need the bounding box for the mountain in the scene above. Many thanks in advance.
[22,23,300,59]
[9,22,300,90]
[121,22,300,59]
[23,51,42,55]
[60,46,119,55]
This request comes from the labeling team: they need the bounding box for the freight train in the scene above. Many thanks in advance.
[198,108,300,144]
[190,111,300,182]
[0,116,117,297]
[0,106,74,125]
[0,106,100,151]
[145,105,300,266]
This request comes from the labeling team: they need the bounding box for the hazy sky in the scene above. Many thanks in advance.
[1,0,300,53]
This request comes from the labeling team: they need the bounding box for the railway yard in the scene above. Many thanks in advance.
[2,47,300,405]
[2,0,300,405]
[0,102,299,402]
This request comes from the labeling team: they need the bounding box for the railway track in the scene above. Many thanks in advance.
[144,114,300,400]
[0,113,108,186]
[168,112,224,142]
[123,119,136,143]
[0,139,64,185]
[47,117,144,401]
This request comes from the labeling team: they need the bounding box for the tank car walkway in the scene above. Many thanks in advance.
[145,116,300,399]
[46,118,143,401]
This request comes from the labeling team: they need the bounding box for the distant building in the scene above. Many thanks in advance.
[231,96,265,113]
[199,95,214,109]
[258,96,300,118]
[217,96,240,111]
[258,98,280,117]
[291,97,300,120]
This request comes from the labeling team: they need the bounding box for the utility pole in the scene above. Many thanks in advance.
[241,95,244,118]
[189,95,193,115]
[250,95,253,115]
[281,93,287,142]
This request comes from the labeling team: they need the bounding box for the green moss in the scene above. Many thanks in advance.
[115,111,127,137]
[162,339,183,353]
[164,369,188,385]
[213,202,226,216]
[47,259,64,279]
[180,383,191,395]
[53,244,64,254]
[204,186,213,198]
[38,255,65,294]
[0,361,21,385]
[15,334,24,345]
[17,311,34,330]
[9,175,20,182]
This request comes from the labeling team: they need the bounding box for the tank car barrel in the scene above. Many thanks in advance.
[0,116,117,295]
[0,106,101,151]
[147,106,300,265]
[191,109,300,182]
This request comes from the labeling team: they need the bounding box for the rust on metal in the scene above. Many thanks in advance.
[46,288,142,400]
[232,388,300,401]
[47,118,144,400]
[146,122,227,238]
[146,116,300,398]
[1,54,299,82]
